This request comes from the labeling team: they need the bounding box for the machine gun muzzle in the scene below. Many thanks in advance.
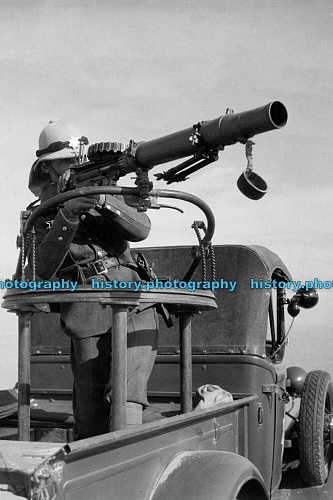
[134,101,288,168]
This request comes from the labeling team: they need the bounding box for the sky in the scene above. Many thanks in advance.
[0,0,332,388]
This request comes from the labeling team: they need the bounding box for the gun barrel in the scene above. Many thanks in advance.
[135,101,287,168]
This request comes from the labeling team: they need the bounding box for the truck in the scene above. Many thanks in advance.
[0,101,332,499]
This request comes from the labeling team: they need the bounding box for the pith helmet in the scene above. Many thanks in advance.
[29,119,82,196]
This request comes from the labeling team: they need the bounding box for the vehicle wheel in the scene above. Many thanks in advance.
[299,370,333,486]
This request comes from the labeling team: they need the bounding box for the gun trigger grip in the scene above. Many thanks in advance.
[159,204,184,213]
[147,196,183,213]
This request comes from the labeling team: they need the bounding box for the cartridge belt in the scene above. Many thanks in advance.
[60,256,124,281]
[81,256,122,278]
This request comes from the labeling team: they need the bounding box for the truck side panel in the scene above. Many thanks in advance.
[148,354,283,494]
[150,451,268,500]
[59,398,257,500]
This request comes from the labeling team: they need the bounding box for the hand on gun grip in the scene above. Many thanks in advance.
[62,196,99,222]
[57,169,77,193]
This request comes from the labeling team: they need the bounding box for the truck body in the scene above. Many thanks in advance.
[1,244,332,499]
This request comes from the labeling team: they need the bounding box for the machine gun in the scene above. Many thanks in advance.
[68,101,288,202]
[14,101,287,280]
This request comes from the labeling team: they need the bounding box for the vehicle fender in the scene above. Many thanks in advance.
[149,450,269,500]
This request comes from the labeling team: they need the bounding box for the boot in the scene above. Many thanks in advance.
[126,402,143,426]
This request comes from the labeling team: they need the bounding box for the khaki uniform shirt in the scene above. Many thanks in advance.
[31,184,151,280]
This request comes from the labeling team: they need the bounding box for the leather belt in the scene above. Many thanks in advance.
[81,256,121,279]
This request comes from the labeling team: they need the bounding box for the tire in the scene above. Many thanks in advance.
[299,370,333,486]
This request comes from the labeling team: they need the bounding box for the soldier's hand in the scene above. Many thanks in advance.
[62,196,99,222]
[57,170,76,193]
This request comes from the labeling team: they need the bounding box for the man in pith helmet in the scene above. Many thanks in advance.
[28,119,159,439]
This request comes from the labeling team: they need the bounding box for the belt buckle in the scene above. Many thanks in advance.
[91,259,107,275]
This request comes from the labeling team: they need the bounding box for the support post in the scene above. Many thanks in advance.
[179,314,192,413]
[111,306,128,431]
[18,313,31,441]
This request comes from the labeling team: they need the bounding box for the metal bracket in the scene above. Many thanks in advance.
[262,384,290,403]
[257,402,263,427]
[154,148,219,184]
[189,121,204,146]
